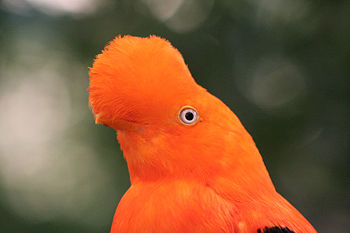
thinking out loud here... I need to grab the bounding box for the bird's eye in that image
[179,107,198,125]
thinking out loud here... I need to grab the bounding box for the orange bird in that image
[89,35,317,233]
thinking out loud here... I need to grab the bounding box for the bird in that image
[88,35,317,233]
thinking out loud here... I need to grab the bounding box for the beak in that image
[93,111,140,131]
[94,113,102,124]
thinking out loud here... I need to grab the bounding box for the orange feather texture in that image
[89,35,317,233]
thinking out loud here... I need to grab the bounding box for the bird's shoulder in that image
[208,178,317,233]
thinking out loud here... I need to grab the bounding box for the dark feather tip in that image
[257,226,295,233]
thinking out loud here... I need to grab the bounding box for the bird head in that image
[89,35,272,187]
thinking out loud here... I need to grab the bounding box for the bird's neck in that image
[117,129,276,197]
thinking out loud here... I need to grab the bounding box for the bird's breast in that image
[110,180,237,233]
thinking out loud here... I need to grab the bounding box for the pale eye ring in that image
[179,107,198,125]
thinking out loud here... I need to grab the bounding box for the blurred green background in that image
[0,0,349,232]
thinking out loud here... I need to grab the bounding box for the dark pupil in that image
[185,112,194,121]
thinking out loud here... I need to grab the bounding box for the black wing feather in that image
[257,226,295,233]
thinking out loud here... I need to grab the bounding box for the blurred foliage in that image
[0,0,349,232]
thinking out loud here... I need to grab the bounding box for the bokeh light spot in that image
[236,57,307,111]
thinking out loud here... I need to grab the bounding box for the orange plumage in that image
[89,35,317,233]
